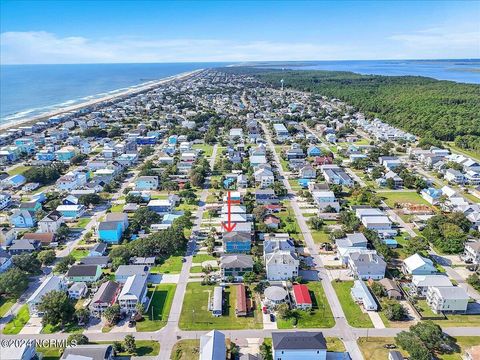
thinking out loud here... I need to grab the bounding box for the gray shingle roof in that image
[272,331,327,350]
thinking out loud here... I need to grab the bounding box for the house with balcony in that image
[118,274,148,314]
[135,176,159,190]
[89,280,121,316]
[27,275,67,316]
[219,254,253,279]
[426,286,469,314]
[223,231,252,253]
[463,241,480,264]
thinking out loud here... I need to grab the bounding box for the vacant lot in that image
[2,304,29,334]
[381,191,430,208]
[151,255,184,274]
[170,339,200,360]
[136,284,176,332]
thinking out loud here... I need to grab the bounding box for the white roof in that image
[404,254,435,272]
[200,330,226,360]
[27,275,63,303]
[147,199,172,206]
[412,275,452,287]
[432,286,469,300]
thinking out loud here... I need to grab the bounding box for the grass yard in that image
[2,304,30,334]
[0,297,15,317]
[192,253,217,264]
[358,336,480,360]
[136,284,176,332]
[170,339,200,360]
[94,340,160,356]
[193,144,214,157]
[41,322,83,334]
[381,191,430,208]
[415,299,446,319]
[277,282,335,329]
[331,280,373,328]
[287,179,302,191]
[326,337,346,352]
[276,204,304,242]
[151,255,184,274]
[311,229,331,244]
[37,347,63,360]
[358,337,407,359]
[7,164,29,176]
[75,217,91,229]
[433,313,480,327]
[70,248,89,260]
[179,283,263,330]
[190,266,204,273]
[109,203,124,212]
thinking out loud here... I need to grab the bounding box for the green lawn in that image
[288,179,302,191]
[179,283,263,330]
[136,284,176,332]
[326,337,346,352]
[277,282,335,329]
[109,203,124,212]
[190,266,204,273]
[41,322,83,334]
[170,339,200,360]
[94,340,160,356]
[75,218,91,229]
[193,144,214,157]
[0,297,15,317]
[311,229,331,244]
[2,304,30,334]
[331,280,373,328]
[192,253,217,264]
[381,191,430,208]
[358,336,480,360]
[37,347,63,360]
[151,255,184,274]
[358,337,407,359]
[7,165,29,176]
[70,248,89,260]
[276,204,304,242]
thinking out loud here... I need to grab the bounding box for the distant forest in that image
[222,67,480,149]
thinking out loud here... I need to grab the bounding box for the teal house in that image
[55,147,76,162]
[307,145,322,157]
[66,264,102,282]
[223,231,252,253]
[98,221,124,244]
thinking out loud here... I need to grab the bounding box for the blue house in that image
[14,138,36,154]
[31,192,47,203]
[3,174,26,188]
[55,147,76,162]
[0,250,13,273]
[10,210,36,228]
[223,177,236,189]
[56,205,86,219]
[36,150,55,161]
[136,136,157,145]
[98,221,124,244]
[168,135,178,146]
[298,178,311,188]
[19,200,42,213]
[307,145,322,157]
[162,213,183,225]
[223,231,251,253]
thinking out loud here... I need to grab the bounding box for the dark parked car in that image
[270,314,275,322]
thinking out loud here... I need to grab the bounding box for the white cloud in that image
[0,31,350,64]
[389,25,480,58]
[1,29,479,64]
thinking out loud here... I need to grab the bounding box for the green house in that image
[66,264,102,282]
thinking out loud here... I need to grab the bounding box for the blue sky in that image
[1,0,479,64]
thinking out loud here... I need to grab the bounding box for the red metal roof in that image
[293,284,312,305]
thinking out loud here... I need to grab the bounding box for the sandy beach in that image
[0,69,203,132]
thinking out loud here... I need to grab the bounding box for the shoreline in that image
[0,69,203,132]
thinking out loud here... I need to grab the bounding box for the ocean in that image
[1,60,479,127]
[0,62,230,125]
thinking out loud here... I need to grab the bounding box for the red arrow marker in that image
[222,191,237,232]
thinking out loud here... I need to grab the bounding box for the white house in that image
[402,254,437,275]
[265,250,299,281]
[347,250,386,280]
[38,211,64,233]
[410,275,452,297]
[351,279,378,311]
[426,286,469,314]
[200,330,226,360]
[117,274,148,314]
[311,190,340,212]
[272,331,327,360]
[27,276,67,316]
[68,282,88,299]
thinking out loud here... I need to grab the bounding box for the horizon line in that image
[2,58,480,66]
